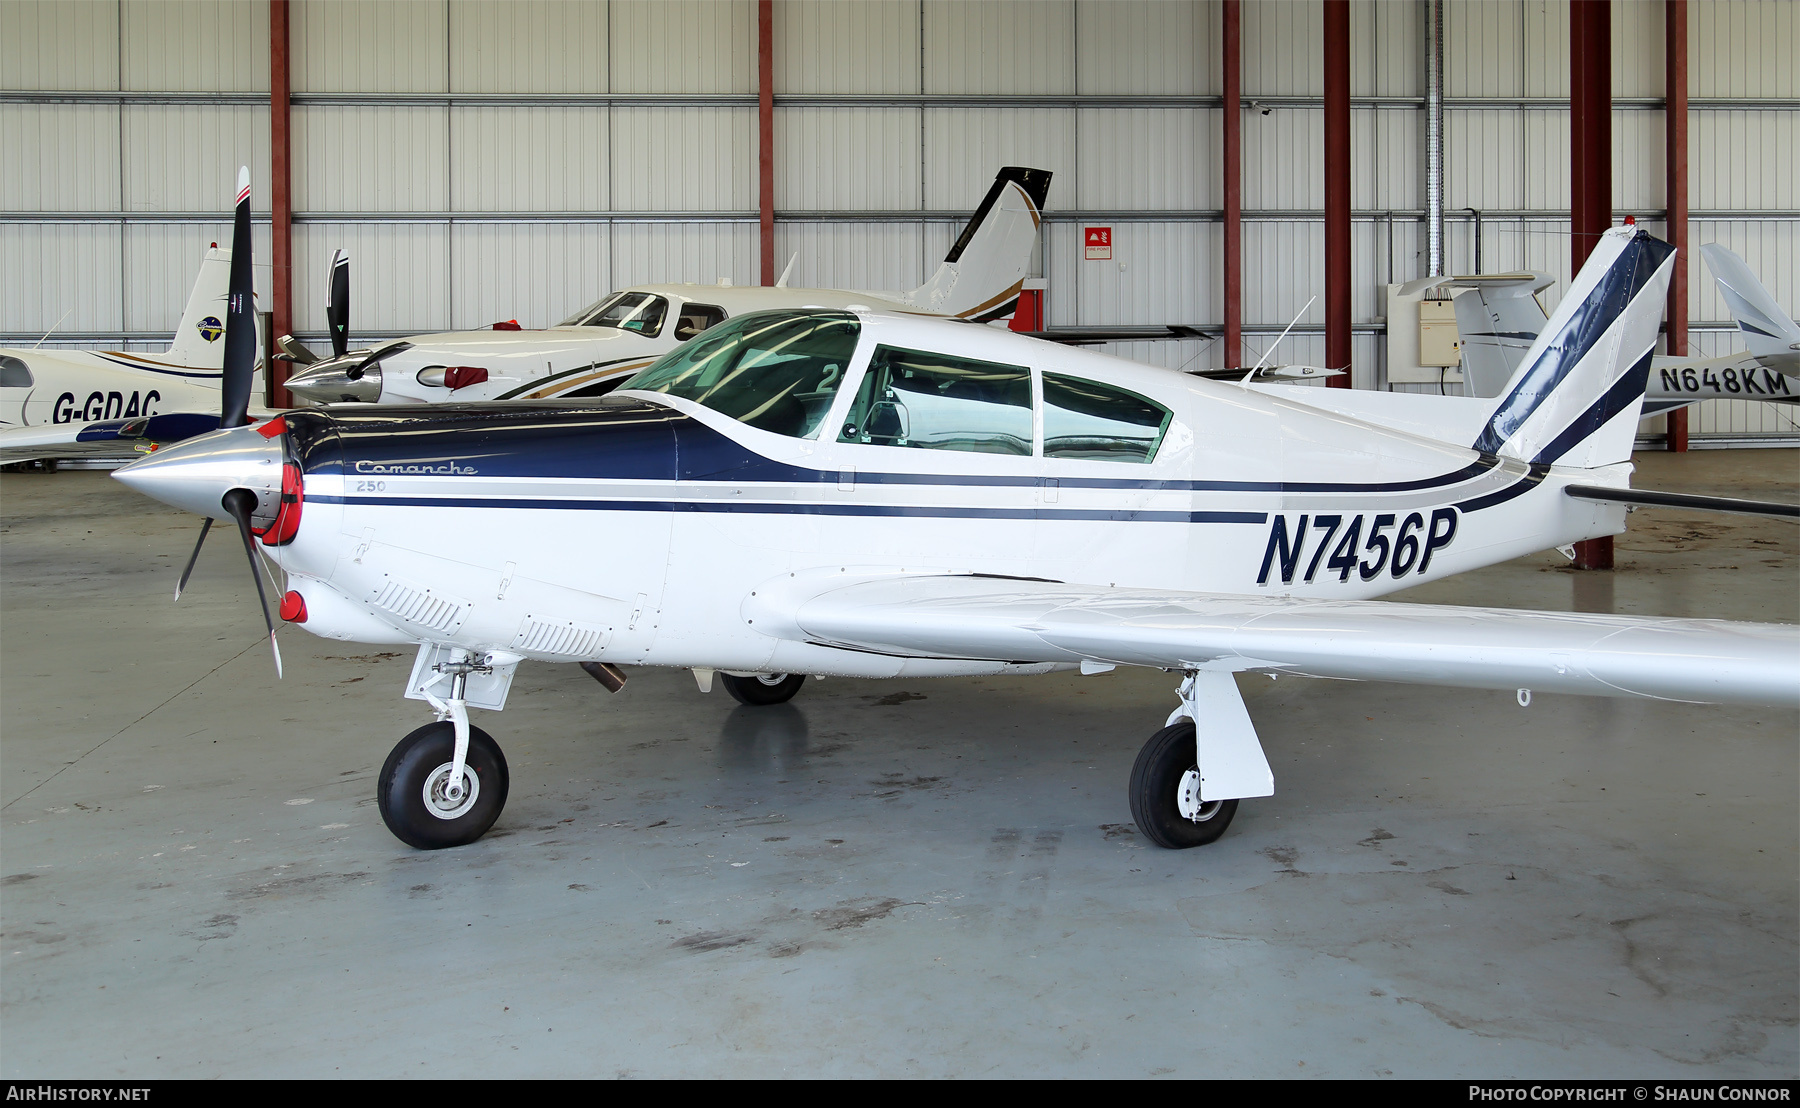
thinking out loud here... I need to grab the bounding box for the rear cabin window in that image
[1042,373,1171,463]
[839,345,1032,456]
[674,303,728,341]
[623,310,858,439]
[0,355,31,388]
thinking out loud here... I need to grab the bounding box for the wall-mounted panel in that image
[1075,0,1216,96]
[772,222,928,296]
[923,109,1074,210]
[1077,109,1218,210]
[0,0,119,91]
[450,223,611,331]
[0,224,124,333]
[775,108,921,211]
[449,0,609,93]
[122,106,271,212]
[610,107,756,211]
[1240,108,1322,211]
[294,223,450,335]
[610,0,755,94]
[292,0,448,94]
[0,105,122,211]
[775,0,919,95]
[608,223,757,289]
[1690,110,1799,212]
[1445,0,1523,98]
[1241,0,1321,97]
[924,1,1075,95]
[122,0,269,93]
[292,106,450,212]
[449,107,609,213]
[1693,0,1799,98]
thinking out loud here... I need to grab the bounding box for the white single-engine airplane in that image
[1,244,265,464]
[115,170,1799,852]
[1413,243,1798,415]
[280,167,1062,407]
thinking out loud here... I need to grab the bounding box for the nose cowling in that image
[285,354,383,404]
[113,423,286,525]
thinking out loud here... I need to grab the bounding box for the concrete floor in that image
[1,450,1795,1079]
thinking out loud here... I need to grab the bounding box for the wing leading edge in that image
[745,572,1798,707]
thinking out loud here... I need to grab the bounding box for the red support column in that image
[1323,0,1351,387]
[1222,0,1242,369]
[1665,0,1689,452]
[757,0,775,286]
[269,0,293,408]
[1570,0,1614,569]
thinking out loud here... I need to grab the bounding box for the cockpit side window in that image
[558,291,668,336]
[622,310,859,439]
[838,345,1032,456]
[674,303,728,342]
[1042,373,1170,463]
[0,355,31,389]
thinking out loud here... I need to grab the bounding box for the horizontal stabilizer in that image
[1564,484,1799,519]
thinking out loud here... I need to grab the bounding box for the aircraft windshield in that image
[622,310,860,439]
[557,291,668,335]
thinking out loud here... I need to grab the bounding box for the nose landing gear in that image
[378,720,510,849]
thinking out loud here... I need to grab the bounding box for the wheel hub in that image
[422,761,480,820]
[755,673,790,686]
[1176,768,1223,823]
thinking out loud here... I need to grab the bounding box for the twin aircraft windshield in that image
[557,291,668,335]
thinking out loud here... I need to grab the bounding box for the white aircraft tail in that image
[1701,243,1800,376]
[1447,274,1553,399]
[164,246,235,371]
[1470,225,1676,468]
[894,167,1051,321]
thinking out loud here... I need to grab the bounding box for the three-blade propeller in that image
[173,166,283,678]
[272,248,350,366]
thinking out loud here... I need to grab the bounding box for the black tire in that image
[1127,719,1240,850]
[377,721,510,850]
[719,672,806,706]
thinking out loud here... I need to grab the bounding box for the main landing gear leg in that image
[1127,671,1275,850]
[378,650,511,850]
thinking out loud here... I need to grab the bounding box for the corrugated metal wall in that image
[3,0,1795,441]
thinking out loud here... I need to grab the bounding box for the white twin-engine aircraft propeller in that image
[115,175,1798,853]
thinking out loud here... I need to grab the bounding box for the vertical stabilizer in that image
[164,246,235,371]
[1701,243,1800,376]
[1471,227,1675,469]
[896,167,1051,320]
[1450,274,1554,399]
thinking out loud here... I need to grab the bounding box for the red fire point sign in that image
[1084,226,1112,260]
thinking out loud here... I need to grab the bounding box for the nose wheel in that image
[1127,719,1240,849]
[378,721,510,849]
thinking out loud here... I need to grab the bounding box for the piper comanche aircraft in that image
[279,167,1059,408]
[1410,242,1798,416]
[0,244,265,464]
[114,170,1799,852]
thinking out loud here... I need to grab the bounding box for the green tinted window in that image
[838,345,1032,456]
[1042,373,1170,463]
[622,310,858,439]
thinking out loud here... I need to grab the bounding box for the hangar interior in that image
[2,0,1796,1081]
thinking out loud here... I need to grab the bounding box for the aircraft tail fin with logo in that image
[1470,226,1676,470]
[163,245,235,371]
[1701,243,1800,376]
[894,166,1051,322]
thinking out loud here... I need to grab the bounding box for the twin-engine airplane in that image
[280,167,1058,408]
[0,245,265,464]
[115,170,1798,853]
[1411,243,1798,415]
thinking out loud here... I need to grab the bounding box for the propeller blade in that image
[173,517,213,602]
[327,249,350,359]
[276,334,320,366]
[221,488,283,679]
[220,167,256,429]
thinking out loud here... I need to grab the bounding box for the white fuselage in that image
[1,348,229,429]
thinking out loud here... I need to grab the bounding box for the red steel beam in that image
[269,0,292,408]
[758,0,775,286]
[1570,0,1614,569]
[1665,0,1689,452]
[1222,0,1241,369]
[1323,0,1351,387]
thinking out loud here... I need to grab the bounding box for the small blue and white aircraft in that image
[0,243,265,464]
[114,170,1799,852]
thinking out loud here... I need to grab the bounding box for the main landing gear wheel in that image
[378,721,510,850]
[720,672,806,706]
[1128,719,1239,850]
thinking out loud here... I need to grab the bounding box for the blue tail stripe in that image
[1528,349,1655,465]
[1472,231,1675,455]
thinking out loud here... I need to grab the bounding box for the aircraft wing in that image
[0,410,270,465]
[1022,325,1213,346]
[745,573,1798,706]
